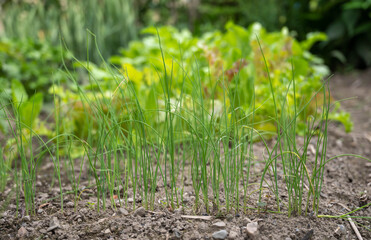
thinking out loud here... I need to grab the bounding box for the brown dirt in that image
[0,69,370,240]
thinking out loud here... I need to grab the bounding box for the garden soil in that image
[1,69,370,240]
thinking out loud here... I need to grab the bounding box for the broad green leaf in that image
[19,92,43,128]
[11,79,28,105]
[301,32,327,50]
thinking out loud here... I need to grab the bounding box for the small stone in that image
[212,230,228,239]
[66,202,74,208]
[226,214,233,221]
[47,217,60,232]
[302,229,314,239]
[334,224,346,236]
[192,231,202,239]
[119,208,129,215]
[242,217,252,226]
[213,221,226,228]
[228,230,239,239]
[37,209,44,214]
[246,222,259,238]
[174,206,183,214]
[173,228,182,238]
[133,207,146,217]
[285,238,292,240]
[127,197,134,203]
[104,228,111,234]
[73,214,82,221]
[338,225,346,234]
[198,222,208,231]
[17,226,28,238]
[26,227,35,232]
[23,215,31,222]
[80,208,89,215]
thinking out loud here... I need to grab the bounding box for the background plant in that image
[134,0,371,70]
[0,0,137,63]
[57,23,351,143]
[0,38,72,133]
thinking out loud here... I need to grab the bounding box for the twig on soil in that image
[146,210,164,215]
[318,201,369,240]
[181,215,212,220]
[335,202,364,240]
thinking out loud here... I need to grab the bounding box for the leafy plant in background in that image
[2,79,51,159]
[287,0,371,69]
[0,38,72,132]
[0,0,137,63]
[50,23,352,153]
[134,0,371,70]
[134,0,288,35]
[45,24,362,217]
[0,38,72,96]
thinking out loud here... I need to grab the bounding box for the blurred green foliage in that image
[51,23,352,144]
[0,38,72,133]
[305,0,371,69]
[136,0,371,70]
[1,0,369,69]
[0,38,72,100]
[0,0,137,63]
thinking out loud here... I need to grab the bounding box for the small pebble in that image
[174,206,183,214]
[213,221,226,228]
[338,225,346,234]
[119,208,129,215]
[133,207,146,217]
[66,202,74,208]
[212,230,228,239]
[17,226,28,238]
[334,224,346,236]
[173,228,182,238]
[246,222,259,238]
[226,214,233,221]
[47,217,60,232]
[228,230,239,239]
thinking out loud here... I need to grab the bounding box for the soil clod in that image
[133,206,146,217]
[119,207,129,215]
[17,226,28,238]
[47,216,60,232]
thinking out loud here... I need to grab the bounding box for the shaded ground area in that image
[0,69,370,239]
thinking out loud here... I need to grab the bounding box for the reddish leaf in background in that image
[225,59,248,82]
